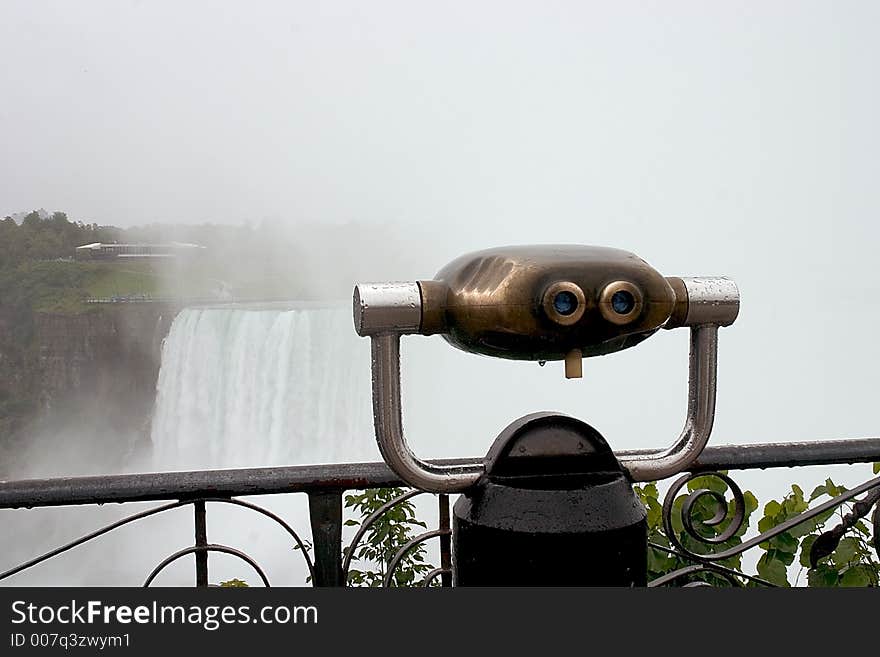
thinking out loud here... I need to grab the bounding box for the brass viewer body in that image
[419,245,677,361]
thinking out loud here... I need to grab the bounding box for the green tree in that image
[343,488,433,587]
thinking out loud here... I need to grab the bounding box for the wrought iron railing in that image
[1,438,878,587]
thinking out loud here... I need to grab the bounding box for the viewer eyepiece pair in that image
[543,280,642,327]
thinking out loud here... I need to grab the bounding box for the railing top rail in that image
[1,438,878,510]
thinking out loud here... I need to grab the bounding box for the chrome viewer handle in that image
[353,282,484,492]
[354,274,739,493]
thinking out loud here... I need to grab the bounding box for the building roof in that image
[75,242,205,250]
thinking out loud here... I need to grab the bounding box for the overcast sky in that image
[2,2,879,497]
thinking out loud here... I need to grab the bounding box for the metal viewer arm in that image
[371,333,483,493]
[618,325,717,481]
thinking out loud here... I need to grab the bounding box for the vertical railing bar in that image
[308,491,344,587]
[194,500,208,587]
[439,494,452,587]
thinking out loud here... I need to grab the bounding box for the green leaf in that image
[775,548,796,566]
[832,536,859,565]
[670,495,686,537]
[647,547,676,575]
[756,553,790,587]
[839,565,872,587]
[687,475,728,495]
[743,490,759,516]
[769,532,799,555]
[824,478,846,497]
[809,485,828,502]
[807,566,839,588]
[800,535,818,568]
[645,500,662,529]
[783,489,808,515]
[873,462,880,475]
[764,500,782,519]
[757,513,779,536]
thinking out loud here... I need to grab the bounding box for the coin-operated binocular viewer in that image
[353,245,739,586]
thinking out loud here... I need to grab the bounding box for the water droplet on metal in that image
[538,360,546,367]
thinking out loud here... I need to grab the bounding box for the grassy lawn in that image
[9,260,215,314]
[82,262,163,299]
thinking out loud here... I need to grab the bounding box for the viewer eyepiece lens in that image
[611,290,635,315]
[553,291,578,316]
[542,282,586,325]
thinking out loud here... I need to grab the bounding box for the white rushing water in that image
[150,305,377,470]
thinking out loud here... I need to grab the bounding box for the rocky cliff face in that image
[33,307,169,410]
[0,305,178,477]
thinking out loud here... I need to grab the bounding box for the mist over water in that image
[151,306,375,470]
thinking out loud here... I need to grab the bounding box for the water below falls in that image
[150,304,378,470]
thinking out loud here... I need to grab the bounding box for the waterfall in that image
[150,304,377,470]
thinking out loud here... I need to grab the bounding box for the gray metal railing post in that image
[194,500,208,587]
[439,494,452,587]
[307,491,344,587]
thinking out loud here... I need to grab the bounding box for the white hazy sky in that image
[2,2,879,496]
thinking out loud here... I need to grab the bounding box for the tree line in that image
[0,211,122,269]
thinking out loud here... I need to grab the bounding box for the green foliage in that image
[0,210,121,270]
[637,472,879,587]
[0,211,127,347]
[637,475,760,586]
[218,578,249,587]
[343,488,434,587]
